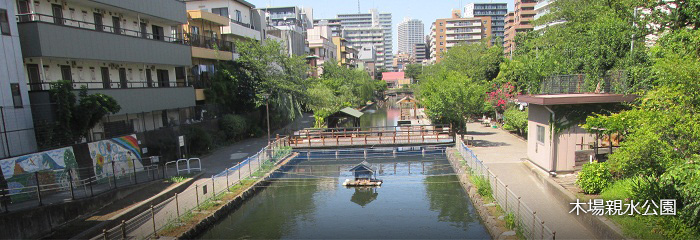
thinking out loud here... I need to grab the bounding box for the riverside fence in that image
[454,139,556,239]
[93,137,291,240]
[1,156,162,213]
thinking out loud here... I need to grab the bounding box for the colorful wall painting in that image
[0,147,77,195]
[89,135,143,179]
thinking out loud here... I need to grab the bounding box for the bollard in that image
[211,175,215,195]
[102,229,108,240]
[422,149,425,157]
[393,149,396,158]
[132,159,137,184]
[175,193,180,217]
[151,205,157,237]
[364,150,367,159]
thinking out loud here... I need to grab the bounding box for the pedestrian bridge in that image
[288,125,455,148]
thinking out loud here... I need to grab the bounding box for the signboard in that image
[178,136,185,147]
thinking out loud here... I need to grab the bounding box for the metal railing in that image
[0,156,163,213]
[289,125,454,147]
[93,137,291,240]
[185,33,235,52]
[454,139,555,239]
[16,13,186,43]
[27,80,181,92]
[539,71,632,94]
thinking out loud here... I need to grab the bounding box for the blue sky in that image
[248,0,514,52]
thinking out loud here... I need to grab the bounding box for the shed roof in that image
[396,96,417,104]
[333,107,364,118]
[517,94,637,106]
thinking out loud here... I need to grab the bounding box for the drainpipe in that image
[544,106,557,175]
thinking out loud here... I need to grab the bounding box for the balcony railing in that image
[27,80,181,92]
[16,13,185,43]
[185,33,235,52]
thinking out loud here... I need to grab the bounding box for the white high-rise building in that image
[534,0,565,31]
[397,18,424,56]
[336,9,393,71]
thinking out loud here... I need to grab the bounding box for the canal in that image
[198,103,489,239]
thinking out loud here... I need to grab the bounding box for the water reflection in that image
[349,187,379,207]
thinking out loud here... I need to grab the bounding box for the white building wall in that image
[0,0,38,158]
[397,18,424,56]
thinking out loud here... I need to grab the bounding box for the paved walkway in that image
[465,122,596,239]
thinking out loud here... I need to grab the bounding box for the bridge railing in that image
[453,138,555,239]
[289,125,454,147]
[93,137,291,240]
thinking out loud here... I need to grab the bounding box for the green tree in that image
[404,64,423,82]
[47,80,120,146]
[440,40,504,82]
[416,69,486,132]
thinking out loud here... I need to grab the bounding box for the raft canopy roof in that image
[349,161,374,173]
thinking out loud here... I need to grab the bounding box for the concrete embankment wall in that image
[0,182,155,239]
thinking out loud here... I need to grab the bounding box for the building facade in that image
[184,0,264,42]
[17,0,195,143]
[392,53,415,71]
[397,17,424,56]
[429,10,492,63]
[259,6,313,56]
[534,0,565,31]
[0,0,37,158]
[504,0,536,55]
[336,9,393,71]
[464,3,508,44]
[332,36,358,68]
[307,24,337,76]
[413,43,427,62]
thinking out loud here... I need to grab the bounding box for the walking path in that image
[465,122,596,239]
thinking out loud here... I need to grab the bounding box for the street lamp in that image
[261,93,271,145]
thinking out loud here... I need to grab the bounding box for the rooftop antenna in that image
[358,0,361,14]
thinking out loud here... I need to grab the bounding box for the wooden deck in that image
[289,125,454,148]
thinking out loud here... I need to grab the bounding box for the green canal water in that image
[198,103,489,239]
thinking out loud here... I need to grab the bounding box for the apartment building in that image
[464,3,508,44]
[184,0,264,42]
[314,18,342,37]
[534,0,565,31]
[183,9,236,102]
[429,10,492,63]
[332,36,358,68]
[259,6,313,56]
[16,0,194,142]
[397,17,424,57]
[504,0,536,54]
[413,43,427,62]
[0,0,37,158]
[392,53,415,71]
[336,9,393,71]
[307,24,337,76]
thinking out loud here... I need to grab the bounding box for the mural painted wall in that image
[0,147,78,195]
[89,135,143,179]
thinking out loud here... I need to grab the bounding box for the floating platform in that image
[343,179,383,186]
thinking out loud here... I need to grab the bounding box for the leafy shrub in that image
[470,175,493,199]
[220,114,248,140]
[184,126,213,156]
[504,212,516,230]
[600,177,634,200]
[576,161,613,194]
[503,107,528,136]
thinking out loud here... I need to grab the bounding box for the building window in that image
[212,7,228,18]
[536,125,545,143]
[235,10,242,22]
[11,83,23,108]
[0,9,10,35]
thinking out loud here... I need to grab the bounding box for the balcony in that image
[28,85,196,115]
[17,14,191,66]
[188,10,229,26]
[90,0,186,23]
[223,21,261,40]
[186,34,235,61]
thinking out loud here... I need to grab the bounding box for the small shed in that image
[349,161,374,180]
[327,107,364,128]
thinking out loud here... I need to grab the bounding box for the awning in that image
[337,107,364,118]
